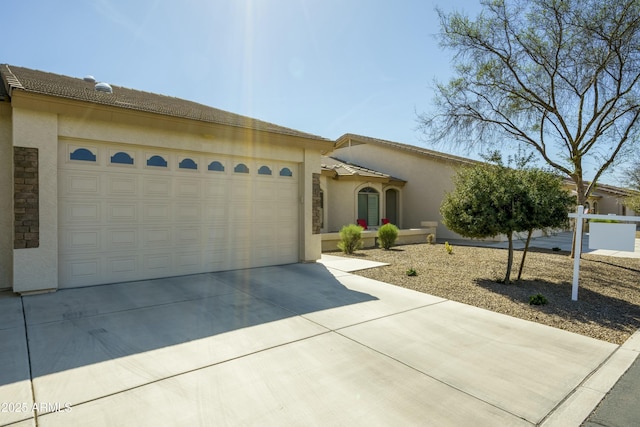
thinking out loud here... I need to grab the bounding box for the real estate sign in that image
[589,222,637,252]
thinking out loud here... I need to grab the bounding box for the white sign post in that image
[568,206,640,301]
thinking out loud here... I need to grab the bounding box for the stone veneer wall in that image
[14,147,39,249]
[312,173,321,234]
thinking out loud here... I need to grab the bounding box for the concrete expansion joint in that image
[540,328,640,427]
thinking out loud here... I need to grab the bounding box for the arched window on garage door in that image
[358,187,379,227]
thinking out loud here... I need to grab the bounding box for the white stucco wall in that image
[333,144,465,239]
[12,108,59,293]
[0,106,12,289]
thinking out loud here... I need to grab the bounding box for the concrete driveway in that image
[0,261,630,426]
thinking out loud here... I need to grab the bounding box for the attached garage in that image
[57,141,300,288]
[0,64,331,294]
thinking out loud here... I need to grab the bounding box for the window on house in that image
[358,187,379,227]
[208,161,224,172]
[147,155,168,167]
[279,167,293,177]
[111,152,134,165]
[258,165,272,175]
[70,148,96,162]
[234,163,249,173]
[593,201,598,214]
[179,158,198,170]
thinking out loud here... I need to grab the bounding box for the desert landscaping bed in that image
[337,243,640,345]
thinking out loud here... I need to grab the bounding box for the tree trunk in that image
[571,177,588,259]
[517,229,533,281]
[504,232,513,284]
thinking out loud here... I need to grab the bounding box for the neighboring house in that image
[326,134,638,241]
[0,65,332,294]
[330,133,477,240]
[564,180,639,216]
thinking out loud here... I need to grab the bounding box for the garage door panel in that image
[63,201,102,224]
[59,142,300,288]
[175,204,200,221]
[143,177,172,198]
[142,227,173,247]
[59,256,102,287]
[175,227,201,246]
[107,175,139,197]
[203,204,226,222]
[62,229,101,252]
[107,229,138,249]
[107,203,138,222]
[106,255,139,279]
[144,253,173,275]
[175,179,201,198]
[143,204,171,222]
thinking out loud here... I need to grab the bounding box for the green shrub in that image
[406,268,417,276]
[377,223,399,250]
[529,293,548,305]
[426,234,435,244]
[337,224,364,254]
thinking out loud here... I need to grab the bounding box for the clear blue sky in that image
[2,0,626,185]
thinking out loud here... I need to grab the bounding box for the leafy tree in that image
[624,193,640,214]
[441,163,573,283]
[515,168,574,280]
[421,0,640,238]
[624,159,640,190]
[441,164,528,283]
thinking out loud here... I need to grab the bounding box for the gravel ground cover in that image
[337,243,640,345]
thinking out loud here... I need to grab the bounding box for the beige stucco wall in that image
[322,177,389,233]
[5,92,329,292]
[12,107,59,293]
[333,144,464,239]
[0,105,12,289]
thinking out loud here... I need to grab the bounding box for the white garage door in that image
[58,141,299,288]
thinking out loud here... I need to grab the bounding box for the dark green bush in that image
[337,224,364,254]
[529,293,548,305]
[377,223,399,250]
[406,268,417,276]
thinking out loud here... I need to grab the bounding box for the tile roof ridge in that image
[1,64,25,95]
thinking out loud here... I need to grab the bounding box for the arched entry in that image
[385,188,399,225]
[358,187,379,227]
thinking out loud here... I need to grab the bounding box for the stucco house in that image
[327,133,477,240]
[0,65,332,294]
[323,133,638,244]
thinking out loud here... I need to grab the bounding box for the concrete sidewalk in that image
[0,259,636,426]
[451,230,640,258]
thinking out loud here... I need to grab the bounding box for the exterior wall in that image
[12,108,58,293]
[0,105,12,289]
[333,144,464,239]
[302,150,322,262]
[5,93,328,292]
[591,195,625,216]
[323,178,387,233]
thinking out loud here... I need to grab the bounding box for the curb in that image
[541,330,640,426]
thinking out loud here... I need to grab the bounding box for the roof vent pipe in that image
[95,82,113,93]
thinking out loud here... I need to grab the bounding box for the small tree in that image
[515,169,574,280]
[441,163,573,283]
[377,223,399,250]
[625,193,640,214]
[441,163,527,283]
